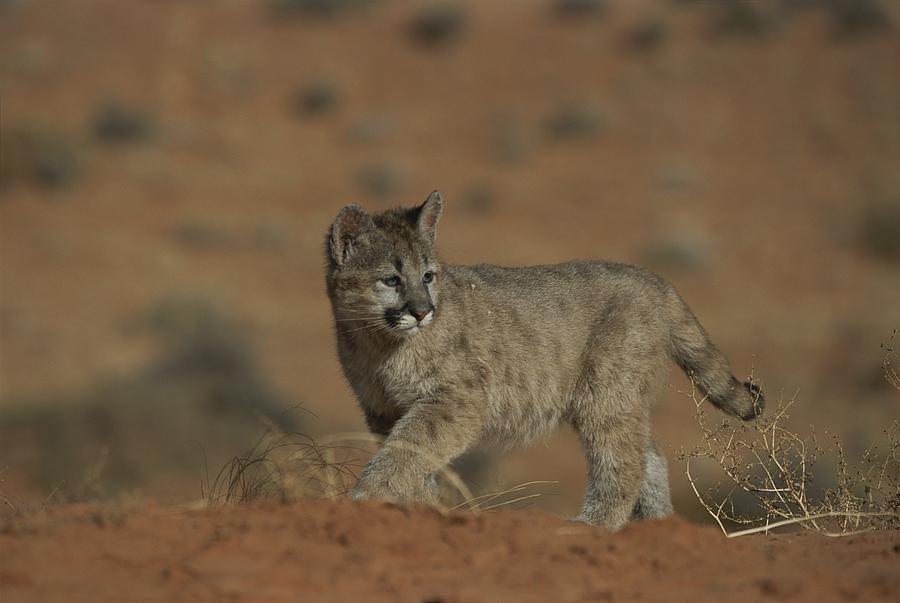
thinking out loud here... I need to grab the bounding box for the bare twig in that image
[679,366,900,538]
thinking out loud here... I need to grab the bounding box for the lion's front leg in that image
[351,400,480,506]
[362,406,400,438]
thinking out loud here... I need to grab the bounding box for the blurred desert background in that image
[1,0,898,523]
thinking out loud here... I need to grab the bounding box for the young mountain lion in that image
[325,191,763,529]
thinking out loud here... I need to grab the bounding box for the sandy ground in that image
[1,500,898,603]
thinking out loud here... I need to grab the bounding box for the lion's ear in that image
[329,204,374,265]
[415,190,443,244]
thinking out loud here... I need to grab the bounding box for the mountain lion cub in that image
[326,191,763,529]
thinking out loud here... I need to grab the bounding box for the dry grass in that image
[202,420,359,505]
[451,480,559,512]
[680,341,900,537]
[204,422,554,513]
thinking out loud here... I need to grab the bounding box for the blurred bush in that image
[356,162,405,201]
[552,0,608,20]
[409,3,466,49]
[830,0,892,36]
[625,17,668,54]
[708,1,778,38]
[543,101,607,141]
[291,81,340,118]
[0,124,81,191]
[0,299,302,501]
[859,201,900,263]
[491,114,529,164]
[92,101,154,144]
[172,221,235,251]
[267,0,377,20]
[348,114,395,145]
[642,225,714,274]
[172,221,289,253]
[461,185,495,215]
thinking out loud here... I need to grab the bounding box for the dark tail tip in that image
[738,380,765,420]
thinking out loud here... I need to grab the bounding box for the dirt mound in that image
[2,501,898,602]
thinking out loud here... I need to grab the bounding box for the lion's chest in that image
[342,338,442,415]
[377,347,442,408]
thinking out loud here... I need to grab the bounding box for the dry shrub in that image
[681,347,900,537]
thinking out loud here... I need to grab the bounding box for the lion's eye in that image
[382,275,401,287]
[422,272,435,284]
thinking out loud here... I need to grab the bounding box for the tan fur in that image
[325,192,764,529]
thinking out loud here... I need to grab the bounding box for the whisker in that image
[341,319,391,335]
[343,325,384,336]
[333,316,385,322]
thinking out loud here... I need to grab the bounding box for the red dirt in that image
[2,501,898,603]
